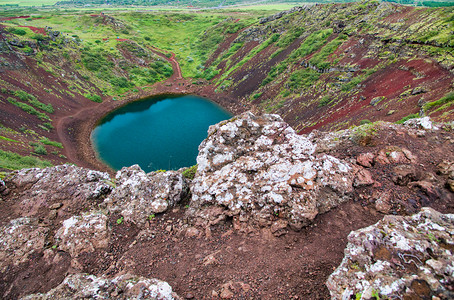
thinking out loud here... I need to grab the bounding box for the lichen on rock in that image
[21,273,181,300]
[4,165,112,218]
[0,217,49,272]
[55,211,110,257]
[104,165,188,227]
[326,207,454,300]
[188,112,357,232]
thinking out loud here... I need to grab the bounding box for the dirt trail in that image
[148,46,183,79]
[55,49,244,174]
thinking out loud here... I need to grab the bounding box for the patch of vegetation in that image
[0,136,20,143]
[308,34,346,70]
[341,67,378,92]
[423,92,454,112]
[83,93,103,103]
[0,149,52,170]
[182,164,197,180]
[287,69,320,92]
[14,90,54,113]
[318,95,331,107]
[7,27,27,36]
[350,121,382,146]
[7,97,50,121]
[262,29,333,86]
[218,33,279,83]
[396,113,420,124]
[39,137,63,148]
[276,27,305,48]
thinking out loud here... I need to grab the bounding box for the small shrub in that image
[7,27,27,36]
[359,119,372,125]
[84,93,103,103]
[116,217,124,225]
[182,165,197,180]
[253,92,263,99]
[350,122,381,146]
[318,96,331,107]
[33,144,47,155]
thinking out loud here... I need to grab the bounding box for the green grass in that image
[7,97,50,121]
[308,34,346,70]
[217,33,279,83]
[423,92,454,111]
[14,90,54,113]
[0,0,59,6]
[396,113,420,124]
[287,69,320,92]
[39,137,63,148]
[0,149,52,170]
[117,12,228,77]
[0,136,20,143]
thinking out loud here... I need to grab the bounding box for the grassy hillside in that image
[0,1,453,170]
[204,1,454,132]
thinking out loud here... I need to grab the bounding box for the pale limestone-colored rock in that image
[0,217,49,272]
[189,112,355,231]
[55,211,109,257]
[21,273,181,300]
[104,165,188,227]
[5,165,112,218]
[404,116,438,130]
[327,208,454,300]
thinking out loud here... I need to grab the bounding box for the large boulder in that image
[21,273,181,300]
[0,217,49,272]
[327,208,454,300]
[55,211,110,258]
[188,112,356,231]
[104,165,188,227]
[4,165,113,218]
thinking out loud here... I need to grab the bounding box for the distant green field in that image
[228,3,302,10]
[1,0,59,6]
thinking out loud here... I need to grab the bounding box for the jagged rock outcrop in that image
[55,211,109,258]
[4,165,112,219]
[327,208,454,300]
[188,112,362,232]
[21,273,181,300]
[0,217,49,272]
[104,165,188,227]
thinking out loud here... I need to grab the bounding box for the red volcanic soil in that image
[18,25,46,35]
[1,121,454,299]
[0,16,30,21]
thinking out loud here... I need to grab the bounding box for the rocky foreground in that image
[0,113,453,299]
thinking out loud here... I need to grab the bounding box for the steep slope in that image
[206,1,454,132]
[0,2,453,173]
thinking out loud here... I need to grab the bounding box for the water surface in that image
[92,95,232,172]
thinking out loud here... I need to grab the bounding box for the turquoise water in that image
[91,95,232,172]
